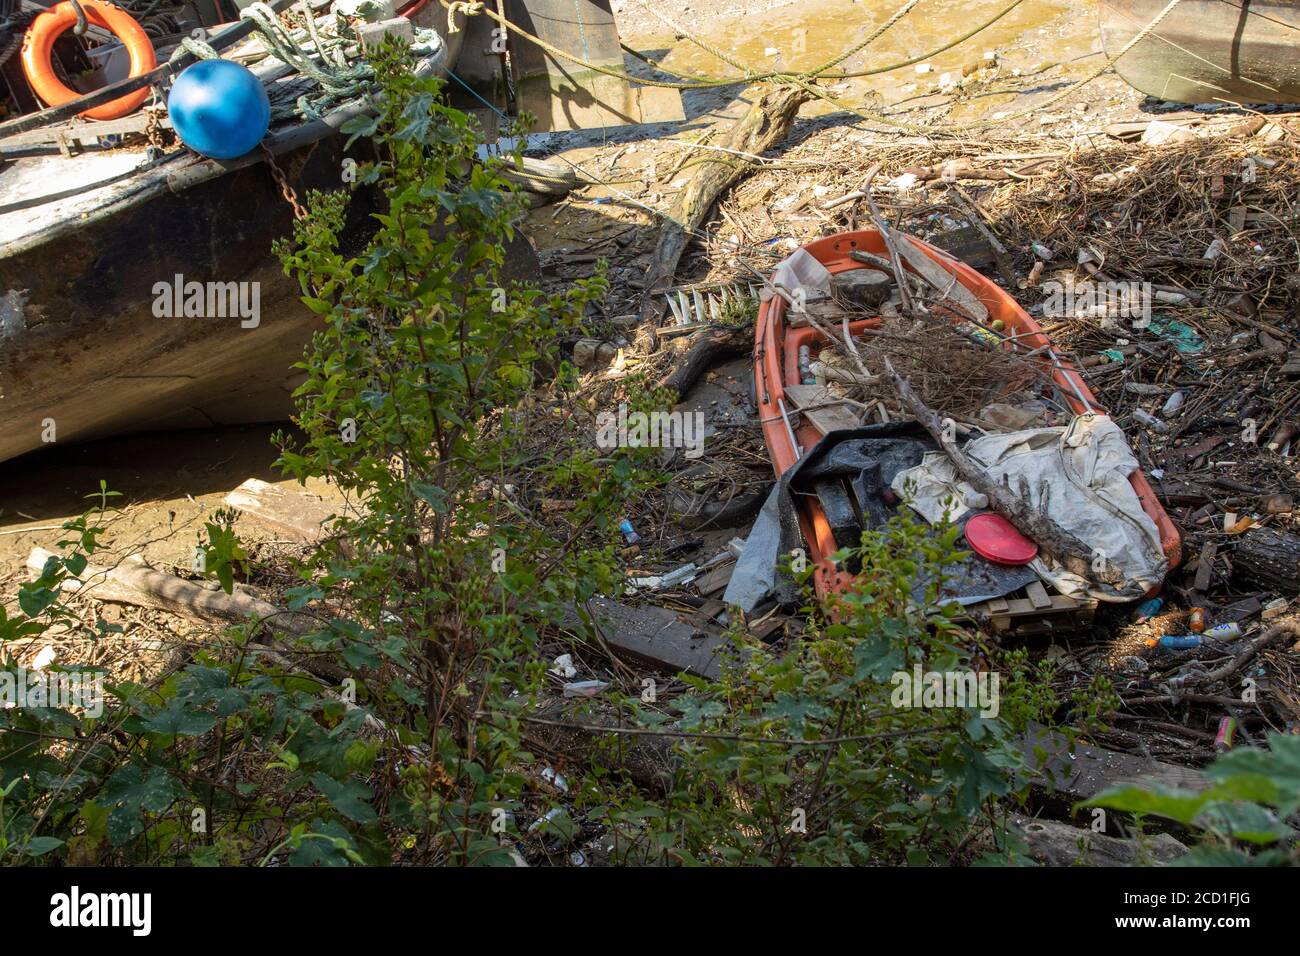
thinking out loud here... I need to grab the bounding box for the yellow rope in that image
[434,0,1186,136]
[804,0,921,77]
[627,0,757,78]
[445,1,483,34]
[434,0,937,90]
[704,0,1188,136]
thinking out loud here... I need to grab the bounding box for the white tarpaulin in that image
[891,414,1167,601]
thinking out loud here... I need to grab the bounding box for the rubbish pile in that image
[519,108,1300,772]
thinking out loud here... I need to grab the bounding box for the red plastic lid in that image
[965,513,1038,565]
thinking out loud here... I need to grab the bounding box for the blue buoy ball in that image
[168,60,271,160]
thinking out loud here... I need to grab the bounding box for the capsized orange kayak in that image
[754,229,1182,599]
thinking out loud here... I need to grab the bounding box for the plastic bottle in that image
[1214,715,1237,751]
[1154,635,1203,650]
[1205,621,1242,641]
[618,519,640,545]
[798,345,815,384]
[1134,597,1163,621]
[1133,409,1169,433]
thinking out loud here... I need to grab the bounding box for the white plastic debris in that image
[549,654,578,679]
[629,562,698,592]
[563,680,610,698]
[771,247,832,302]
[1139,120,1196,146]
[541,767,569,793]
[894,416,1168,600]
[527,807,565,833]
[888,172,920,193]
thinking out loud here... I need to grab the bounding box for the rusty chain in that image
[260,144,308,221]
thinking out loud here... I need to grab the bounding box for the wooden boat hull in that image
[754,229,1182,598]
[0,133,378,465]
[0,136,540,464]
[1100,0,1300,104]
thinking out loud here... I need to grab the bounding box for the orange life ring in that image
[21,1,157,121]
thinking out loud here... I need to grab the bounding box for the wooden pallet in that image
[782,382,863,436]
[970,580,1097,636]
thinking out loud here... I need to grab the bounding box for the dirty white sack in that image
[891,414,1167,601]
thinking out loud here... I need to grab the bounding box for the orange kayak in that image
[754,229,1182,599]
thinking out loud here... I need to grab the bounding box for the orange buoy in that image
[21,1,157,121]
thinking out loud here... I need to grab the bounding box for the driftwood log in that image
[880,358,1125,586]
[28,547,317,636]
[27,546,355,689]
[640,84,812,329]
[1009,817,1187,866]
[658,323,752,398]
[1232,528,1300,595]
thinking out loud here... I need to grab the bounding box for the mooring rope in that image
[437,0,1189,135]
[169,1,444,120]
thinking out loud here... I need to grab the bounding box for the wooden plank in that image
[783,383,862,435]
[688,598,727,627]
[749,614,788,642]
[693,560,736,597]
[896,234,990,322]
[971,592,1094,636]
[1025,580,1052,609]
[928,225,999,271]
[578,597,724,679]
[1193,541,1218,592]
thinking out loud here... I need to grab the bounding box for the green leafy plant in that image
[0,41,654,867]
[266,40,655,863]
[580,511,1058,865]
[1084,732,1300,865]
